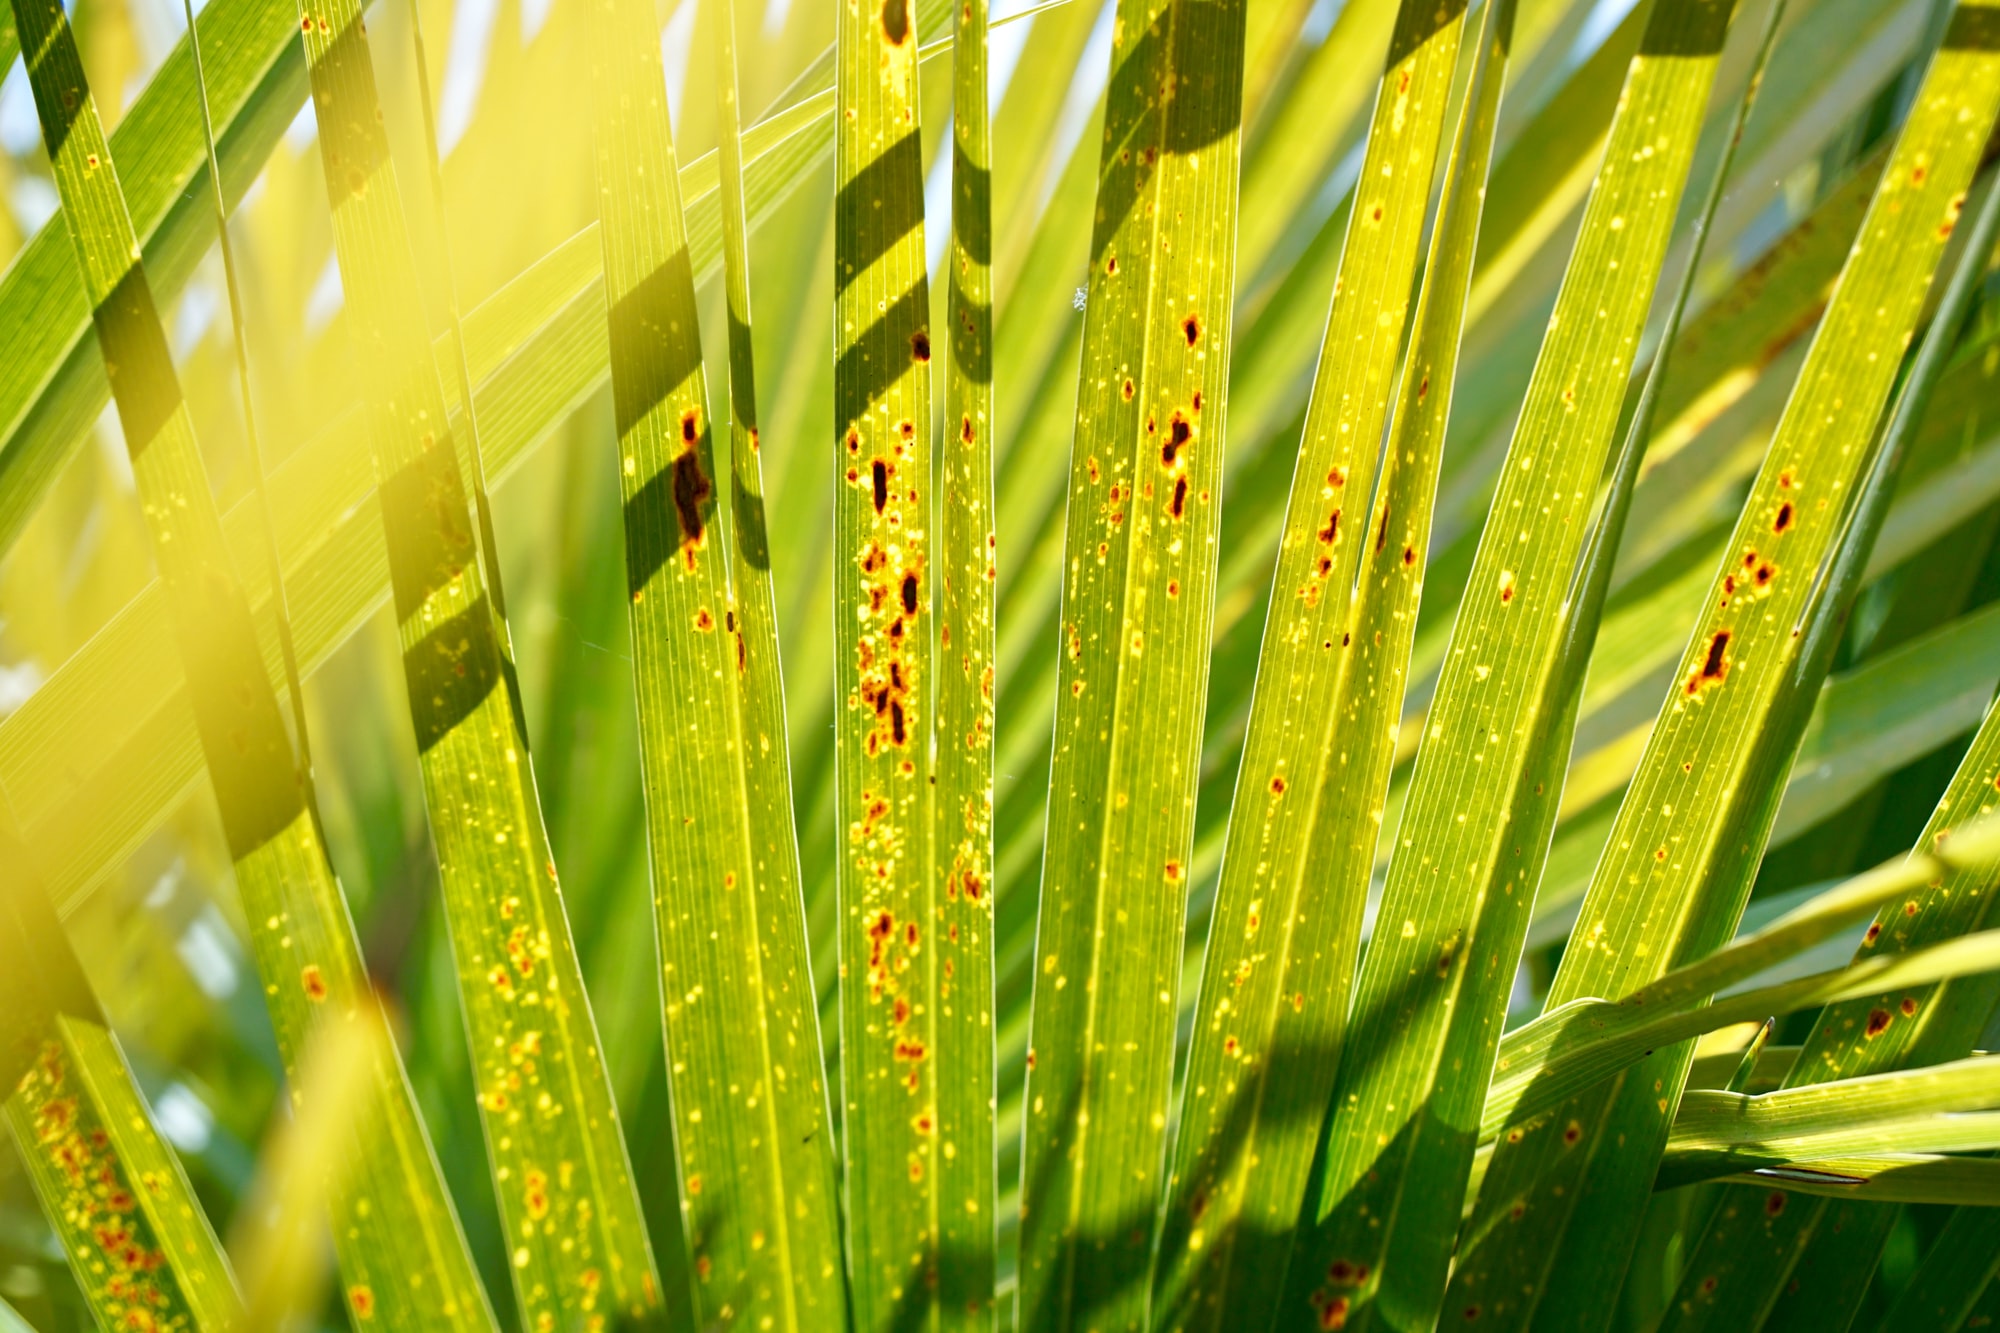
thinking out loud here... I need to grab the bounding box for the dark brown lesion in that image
[1684,628,1731,696]
[671,440,712,573]
[881,0,910,44]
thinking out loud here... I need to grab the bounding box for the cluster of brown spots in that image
[17,1043,174,1318]
[1866,1008,1892,1037]
[1743,548,1778,590]
[866,909,899,999]
[302,964,328,1003]
[852,525,922,757]
[505,925,539,979]
[911,329,931,362]
[1686,630,1731,696]
[1313,1294,1351,1330]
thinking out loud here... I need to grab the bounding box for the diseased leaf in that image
[583,0,847,1320]
[1278,0,1749,1323]
[1452,7,2000,1317]
[290,0,661,1321]
[1010,0,1248,1323]
[1658,162,2000,1333]
[831,0,956,1316]
[934,0,1000,1316]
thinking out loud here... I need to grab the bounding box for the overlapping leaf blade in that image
[1152,0,1509,1323]
[5,0,495,1323]
[1452,8,2000,1323]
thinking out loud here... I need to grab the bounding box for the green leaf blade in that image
[1012,0,1248,1324]
[1280,0,1749,1323]
[936,0,1000,1318]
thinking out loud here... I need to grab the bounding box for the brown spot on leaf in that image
[1866,1009,1891,1037]
[1182,314,1201,347]
[1687,630,1730,695]
[674,448,712,570]
[1163,413,1193,467]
